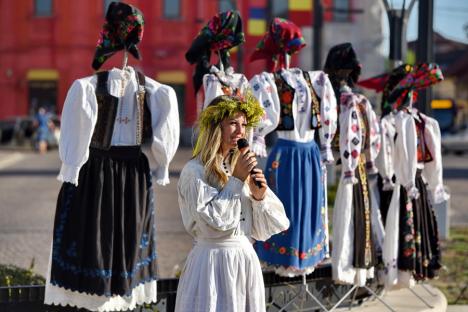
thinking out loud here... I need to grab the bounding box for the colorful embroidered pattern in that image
[303,71,322,129]
[274,72,295,130]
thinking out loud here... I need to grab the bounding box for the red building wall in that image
[0,0,340,126]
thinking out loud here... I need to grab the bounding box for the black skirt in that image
[50,146,157,297]
[398,169,441,280]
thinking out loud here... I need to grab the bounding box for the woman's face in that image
[220,112,247,152]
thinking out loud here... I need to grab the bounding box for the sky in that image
[381,0,468,54]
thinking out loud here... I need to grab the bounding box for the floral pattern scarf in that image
[92,2,144,70]
[250,18,306,72]
[185,10,245,94]
[388,63,444,110]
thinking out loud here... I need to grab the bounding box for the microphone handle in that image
[246,149,263,188]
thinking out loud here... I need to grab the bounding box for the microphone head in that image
[237,138,249,150]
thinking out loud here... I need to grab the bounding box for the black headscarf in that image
[92,1,144,70]
[185,10,245,94]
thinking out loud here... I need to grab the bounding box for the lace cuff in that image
[431,184,450,204]
[57,163,81,186]
[251,135,267,157]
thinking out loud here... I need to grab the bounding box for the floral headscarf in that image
[250,18,306,72]
[358,64,414,116]
[92,2,144,70]
[185,10,245,94]
[388,63,444,110]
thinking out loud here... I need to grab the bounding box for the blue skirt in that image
[255,139,327,274]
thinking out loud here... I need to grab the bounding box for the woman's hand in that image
[232,149,257,182]
[249,168,267,201]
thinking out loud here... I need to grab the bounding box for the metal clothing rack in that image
[272,274,330,312]
[328,283,396,312]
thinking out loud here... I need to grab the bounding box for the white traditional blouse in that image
[178,158,290,242]
[375,113,397,190]
[338,89,381,184]
[382,108,449,288]
[248,68,337,162]
[57,66,180,186]
[203,66,251,110]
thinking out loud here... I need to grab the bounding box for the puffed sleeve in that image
[313,71,337,164]
[376,115,396,190]
[57,79,98,186]
[394,111,419,199]
[250,188,290,241]
[249,73,281,157]
[177,160,244,237]
[364,98,381,174]
[422,115,450,204]
[203,73,223,109]
[339,94,362,184]
[147,83,180,185]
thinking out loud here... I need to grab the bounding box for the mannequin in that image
[324,43,381,287]
[382,63,448,289]
[44,2,180,311]
[249,18,337,278]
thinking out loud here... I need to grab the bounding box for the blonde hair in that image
[193,94,263,188]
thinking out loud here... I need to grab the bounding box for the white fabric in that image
[44,245,156,311]
[57,66,180,186]
[332,88,380,286]
[203,66,251,109]
[175,158,289,312]
[382,109,449,289]
[248,68,338,160]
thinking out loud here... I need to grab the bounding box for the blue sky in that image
[402,0,468,43]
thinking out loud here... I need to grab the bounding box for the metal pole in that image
[417,0,434,115]
[313,0,323,70]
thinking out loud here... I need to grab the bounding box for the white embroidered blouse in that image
[248,68,338,162]
[57,66,180,186]
[337,88,381,184]
[203,66,251,110]
[178,158,290,242]
[384,109,449,203]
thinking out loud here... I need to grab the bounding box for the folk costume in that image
[185,10,249,111]
[44,3,180,311]
[382,63,448,289]
[357,64,414,257]
[249,18,337,277]
[325,43,381,286]
[174,94,289,312]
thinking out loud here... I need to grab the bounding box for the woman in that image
[175,94,289,312]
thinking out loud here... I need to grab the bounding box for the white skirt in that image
[175,236,266,312]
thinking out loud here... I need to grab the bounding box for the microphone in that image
[237,138,263,188]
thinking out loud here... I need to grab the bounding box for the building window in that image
[219,0,236,12]
[103,0,119,15]
[333,0,350,23]
[34,0,53,17]
[164,0,180,19]
[271,0,288,19]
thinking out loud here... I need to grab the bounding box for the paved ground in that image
[0,146,466,293]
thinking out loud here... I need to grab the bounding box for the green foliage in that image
[430,226,468,304]
[0,259,45,287]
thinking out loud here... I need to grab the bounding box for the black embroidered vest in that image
[273,71,322,131]
[414,113,433,163]
[274,72,296,131]
[90,70,152,150]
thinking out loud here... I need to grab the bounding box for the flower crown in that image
[198,92,264,130]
